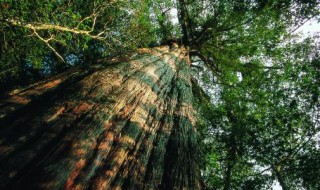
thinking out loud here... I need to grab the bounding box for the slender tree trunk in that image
[177,0,192,45]
[274,166,289,190]
[223,136,236,190]
[223,109,237,190]
[0,45,200,189]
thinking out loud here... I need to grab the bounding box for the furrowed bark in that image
[0,45,200,189]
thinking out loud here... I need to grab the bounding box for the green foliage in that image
[188,2,320,188]
[195,36,320,189]
[0,0,158,91]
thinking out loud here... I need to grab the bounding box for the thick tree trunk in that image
[0,45,200,189]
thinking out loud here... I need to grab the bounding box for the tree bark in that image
[0,45,200,189]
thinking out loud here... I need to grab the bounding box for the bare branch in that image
[32,30,65,62]
[76,14,95,29]
[7,19,106,40]
[289,14,319,35]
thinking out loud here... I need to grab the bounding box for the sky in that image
[295,19,320,38]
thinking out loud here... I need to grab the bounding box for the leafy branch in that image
[3,4,111,62]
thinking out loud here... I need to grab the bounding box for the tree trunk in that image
[274,166,289,190]
[0,45,200,189]
[223,109,237,190]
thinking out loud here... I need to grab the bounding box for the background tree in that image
[195,31,320,190]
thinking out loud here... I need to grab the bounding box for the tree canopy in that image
[1,0,320,189]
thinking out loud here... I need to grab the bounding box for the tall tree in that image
[0,0,319,189]
[0,45,200,189]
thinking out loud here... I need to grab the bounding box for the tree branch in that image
[7,19,106,40]
[32,30,65,62]
[189,51,219,71]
